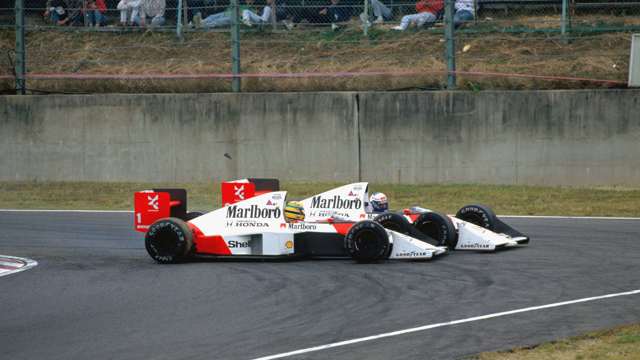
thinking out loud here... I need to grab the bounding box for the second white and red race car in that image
[298,182,530,251]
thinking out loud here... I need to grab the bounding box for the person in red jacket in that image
[85,0,108,26]
[392,0,443,31]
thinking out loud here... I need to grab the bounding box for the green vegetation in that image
[1,181,639,216]
[475,323,640,360]
[1,14,635,93]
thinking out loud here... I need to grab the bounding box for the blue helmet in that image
[369,192,388,213]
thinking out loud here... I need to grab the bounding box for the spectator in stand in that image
[44,0,69,25]
[85,0,108,27]
[242,0,274,26]
[392,0,442,31]
[360,0,392,26]
[197,0,256,28]
[117,0,141,25]
[453,0,474,28]
[44,0,83,25]
[65,0,84,25]
[139,0,166,26]
[118,0,165,27]
[288,0,352,30]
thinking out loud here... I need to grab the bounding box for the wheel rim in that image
[353,229,382,260]
[150,227,182,257]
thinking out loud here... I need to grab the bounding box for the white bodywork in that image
[450,218,523,250]
[301,183,526,251]
[387,231,448,259]
[189,190,445,259]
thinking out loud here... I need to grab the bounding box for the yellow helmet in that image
[284,201,305,222]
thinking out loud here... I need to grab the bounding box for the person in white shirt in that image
[453,0,474,28]
[118,0,165,26]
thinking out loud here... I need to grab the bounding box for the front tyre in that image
[455,204,497,230]
[145,217,194,264]
[414,211,458,250]
[344,220,390,263]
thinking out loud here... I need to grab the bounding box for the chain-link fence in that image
[1,0,637,93]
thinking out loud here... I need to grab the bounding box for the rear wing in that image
[134,179,279,232]
[221,178,280,206]
[134,188,188,232]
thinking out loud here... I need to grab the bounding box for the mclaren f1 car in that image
[133,179,447,263]
[298,182,530,251]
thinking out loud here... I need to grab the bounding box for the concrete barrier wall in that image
[1,90,639,186]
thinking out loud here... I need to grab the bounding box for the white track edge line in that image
[0,209,639,220]
[0,255,38,278]
[251,289,640,360]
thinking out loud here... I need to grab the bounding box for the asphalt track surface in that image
[1,211,639,360]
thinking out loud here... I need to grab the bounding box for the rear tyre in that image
[455,204,497,230]
[414,212,458,250]
[344,220,390,263]
[145,217,194,264]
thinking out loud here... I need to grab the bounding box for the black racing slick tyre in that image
[373,212,413,258]
[373,212,413,235]
[184,211,204,221]
[145,217,194,264]
[344,221,390,263]
[413,212,458,250]
[455,204,497,231]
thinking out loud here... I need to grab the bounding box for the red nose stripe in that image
[331,223,354,235]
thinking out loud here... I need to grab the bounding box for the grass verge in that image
[1,181,639,216]
[474,323,640,360]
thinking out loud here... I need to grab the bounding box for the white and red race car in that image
[297,182,530,251]
[134,179,448,263]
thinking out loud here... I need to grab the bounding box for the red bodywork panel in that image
[331,223,354,235]
[221,179,280,206]
[134,191,171,232]
[221,182,256,206]
[189,224,232,255]
[403,209,421,223]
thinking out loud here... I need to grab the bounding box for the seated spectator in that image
[360,0,392,25]
[118,0,165,27]
[242,0,274,26]
[117,0,141,26]
[392,0,442,31]
[139,0,166,27]
[288,0,353,29]
[85,0,108,27]
[198,0,256,28]
[44,0,69,25]
[45,0,83,25]
[453,0,474,28]
[66,0,84,25]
